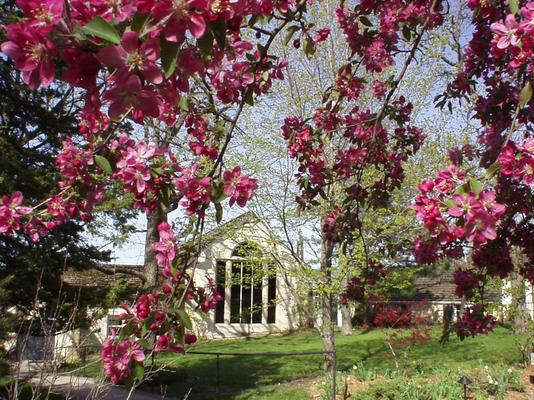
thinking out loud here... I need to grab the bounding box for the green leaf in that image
[211,181,226,203]
[82,16,120,44]
[132,362,144,381]
[131,12,150,33]
[160,38,180,78]
[95,155,112,175]
[519,81,532,107]
[210,20,227,50]
[215,202,223,224]
[486,162,502,179]
[283,25,300,46]
[454,182,470,195]
[509,0,519,14]
[174,329,184,346]
[469,179,483,195]
[139,339,152,350]
[72,25,87,41]
[402,25,411,41]
[197,31,214,59]
[244,89,254,106]
[118,322,136,340]
[359,16,373,27]
[177,310,193,330]
[303,37,316,58]
[141,317,155,337]
[443,198,456,209]
[178,96,189,112]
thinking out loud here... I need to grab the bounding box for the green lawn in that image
[82,326,525,399]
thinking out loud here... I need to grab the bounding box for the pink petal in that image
[497,36,511,49]
[98,46,126,68]
[121,31,139,53]
[490,22,507,35]
[188,14,206,39]
[1,41,22,62]
[40,58,55,87]
[142,65,163,84]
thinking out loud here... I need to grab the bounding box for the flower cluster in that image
[101,336,145,384]
[0,192,32,236]
[414,1,534,340]
[340,260,385,305]
[413,165,506,259]
[454,305,496,340]
[0,0,305,385]
[453,269,480,298]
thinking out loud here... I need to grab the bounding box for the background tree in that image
[0,49,114,337]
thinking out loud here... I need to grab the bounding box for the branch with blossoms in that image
[413,0,534,339]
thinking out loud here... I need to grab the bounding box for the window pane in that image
[230,262,241,323]
[252,267,263,323]
[214,261,226,323]
[267,270,276,324]
[242,263,253,323]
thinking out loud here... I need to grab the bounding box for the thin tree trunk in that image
[511,273,528,334]
[320,237,336,373]
[143,206,168,289]
[340,304,353,336]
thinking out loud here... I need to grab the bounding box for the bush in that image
[371,302,430,328]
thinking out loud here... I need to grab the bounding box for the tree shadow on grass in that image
[141,336,390,400]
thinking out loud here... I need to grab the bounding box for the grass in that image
[81,326,525,399]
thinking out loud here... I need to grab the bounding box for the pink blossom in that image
[223,167,258,207]
[448,193,478,218]
[174,165,211,216]
[103,73,161,122]
[312,28,331,43]
[1,23,55,89]
[0,192,32,235]
[98,31,163,84]
[490,14,519,49]
[464,210,497,244]
[17,0,64,30]
[153,222,178,271]
[151,0,208,42]
[101,337,145,384]
[371,80,387,99]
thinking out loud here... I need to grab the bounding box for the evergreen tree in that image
[0,53,109,336]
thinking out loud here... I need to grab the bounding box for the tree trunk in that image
[143,207,168,289]
[511,273,529,334]
[340,304,353,336]
[320,237,336,373]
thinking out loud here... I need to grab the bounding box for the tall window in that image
[214,242,277,324]
[214,261,226,323]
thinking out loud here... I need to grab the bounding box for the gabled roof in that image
[201,211,264,246]
[397,271,500,303]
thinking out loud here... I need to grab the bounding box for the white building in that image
[63,212,300,343]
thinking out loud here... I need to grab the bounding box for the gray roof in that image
[401,271,500,303]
